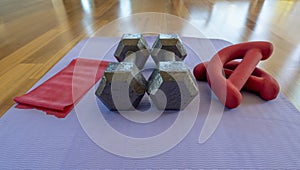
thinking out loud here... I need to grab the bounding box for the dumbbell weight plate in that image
[95,62,147,111]
[147,61,199,110]
[151,34,187,64]
[114,34,150,70]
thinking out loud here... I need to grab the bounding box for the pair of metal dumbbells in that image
[95,33,199,111]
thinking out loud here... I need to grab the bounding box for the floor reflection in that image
[188,1,251,42]
[80,0,93,14]
[118,0,132,17]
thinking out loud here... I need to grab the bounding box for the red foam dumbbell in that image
[193,41,280,108]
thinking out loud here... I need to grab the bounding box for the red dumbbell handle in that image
[228,48,262,90]
[205,42,273,108]
[193,61,279,101]
[225,61,279,100]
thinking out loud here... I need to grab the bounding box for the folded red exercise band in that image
[14,58,109,118]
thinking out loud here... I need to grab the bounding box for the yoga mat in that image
[0,36,299,169]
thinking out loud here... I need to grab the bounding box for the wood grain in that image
[1,0,300,117]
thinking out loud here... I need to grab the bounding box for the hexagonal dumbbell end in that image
[95,62,147,111]
[147,61,198,110]
[114,34,150,70]
[151,34,187,65]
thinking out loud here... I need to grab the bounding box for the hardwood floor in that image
[1,0,300,117]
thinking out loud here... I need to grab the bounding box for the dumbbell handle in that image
[208,41,272,88]
[228,48,262,90]
[224,61,279,100]
[194,61,279,101]
[194,41,274,108]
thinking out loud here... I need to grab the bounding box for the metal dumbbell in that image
[95,62,147,111]
[114,34,150,70]
[147,61,199,110]
[151,34,187,64]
